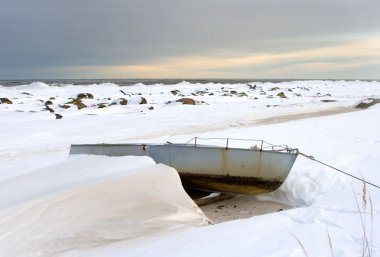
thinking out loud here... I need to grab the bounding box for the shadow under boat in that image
[69,138,298,195]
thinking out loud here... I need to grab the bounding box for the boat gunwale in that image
[69,143,299,156]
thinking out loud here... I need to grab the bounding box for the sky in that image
[0,0,380,80]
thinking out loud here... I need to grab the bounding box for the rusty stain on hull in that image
[179,173,283,195]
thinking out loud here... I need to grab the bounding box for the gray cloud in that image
[1,0,379,78]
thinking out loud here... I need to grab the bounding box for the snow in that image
[0,156,209,257]
[0,80,380,256]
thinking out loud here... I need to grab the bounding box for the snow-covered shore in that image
[0,80,379,256]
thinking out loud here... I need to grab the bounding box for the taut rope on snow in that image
[299,152,380,190]
[181,137,380,189]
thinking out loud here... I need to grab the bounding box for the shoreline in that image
[128,106,358,141]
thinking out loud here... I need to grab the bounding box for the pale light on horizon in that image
[1,1,379,80]
[44,34,380,80]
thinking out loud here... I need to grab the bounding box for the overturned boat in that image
[69,137,298,195]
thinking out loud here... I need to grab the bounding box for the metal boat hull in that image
[69,143,298,195]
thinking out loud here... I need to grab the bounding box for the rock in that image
[77,93,94,99]
[354,98,380,109]
[230,90,237,95]
[320,100,338,103]
[140,97,147,104]
[0,98,12,104]
[97,103,107,109]
[75,102,87,110]
[270,87,280,91]
[196,90,208,96]
[49,97,56,100]
[119,98,128,105]
[171,90,179,95]
[119,90,128,95]
[298,86,310,91]
[21,92,33,96]
[277,92,285,97]
[55,114,63,119]
[45,106,55,113]
[66,98,87,110]
[148,106,154,110]
[59,104,71,109]
[109,98,128,106]
[176,98,196,105]
[237,92,248,97]
[44,100,53,106]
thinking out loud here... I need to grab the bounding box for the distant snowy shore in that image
[1,80,379,121]
[0,80,380,256]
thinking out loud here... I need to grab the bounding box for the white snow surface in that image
[0,80,380,256]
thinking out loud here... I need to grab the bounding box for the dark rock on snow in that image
[45,106,55,113]
[65,98,87,110]
[59,104,71,109]
[176,98,196,105]
[109,98,129,106]
[237,92,248,97]
[171,90,180,95]
[119,98,128,105]
[277,92,287,98]
[77,93,94,99]
[355,98,380,109]
[0,98,13,104]
[97,103,107,108]
[140,97,147,104]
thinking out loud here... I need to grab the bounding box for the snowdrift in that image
[1,80,380,257]
[0,155,209,257]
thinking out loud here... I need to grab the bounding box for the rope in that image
[299,152,380,189]
[182,137,380,189]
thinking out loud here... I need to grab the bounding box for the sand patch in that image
[188,191,290,224]
[254,107,358,125]
[128,106,358,141]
